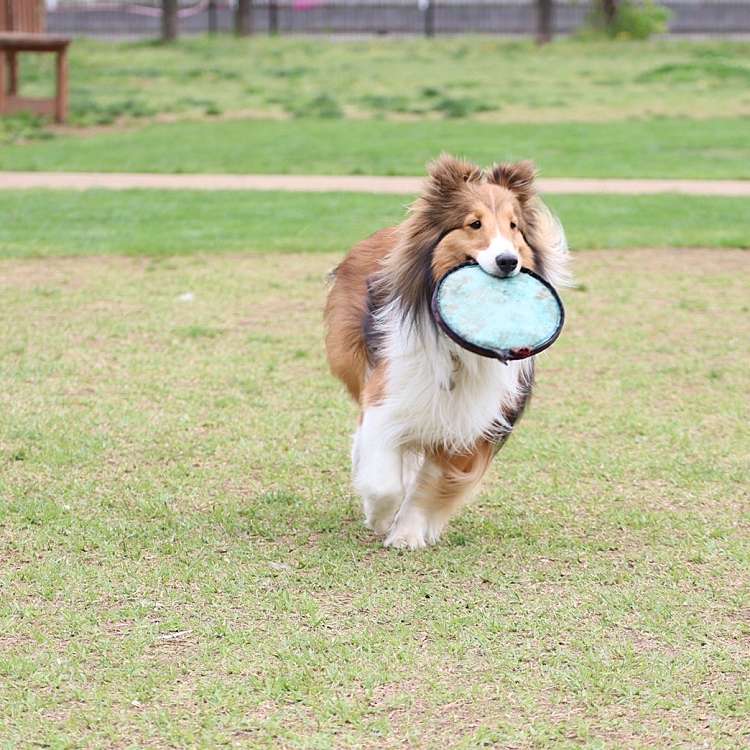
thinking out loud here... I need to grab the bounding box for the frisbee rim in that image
[431,263,565,362]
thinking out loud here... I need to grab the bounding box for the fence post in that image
[208,0,217,33]
[424,0,435,37]
[161,0,178,41]
[235,0,252,35]
[536,0,553,43]
[269,0,279,34]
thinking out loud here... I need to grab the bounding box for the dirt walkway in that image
[1,172,749,196]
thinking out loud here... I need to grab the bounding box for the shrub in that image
[432,96,495,119]
[288,93,343,119]
[0,113,49,144]
[585,0,671,40]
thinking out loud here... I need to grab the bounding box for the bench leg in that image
[0,52,6,115]
[8,51,18,95]
[55,47,68,124]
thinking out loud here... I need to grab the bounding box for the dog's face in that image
[431,182,537,280]
[384,155,568,323]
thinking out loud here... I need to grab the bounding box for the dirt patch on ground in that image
[0,246,746,280]
[0,255,150,289]
[43,109,290,141]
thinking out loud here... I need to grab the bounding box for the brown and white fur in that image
[325,155,569,549]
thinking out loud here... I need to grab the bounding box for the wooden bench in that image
[0,0,71,123]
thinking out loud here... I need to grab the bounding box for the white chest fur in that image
[375,306,531,453]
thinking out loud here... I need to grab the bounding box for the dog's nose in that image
[495,254,518,275]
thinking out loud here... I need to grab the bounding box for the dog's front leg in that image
[383,456,447,550]
[385,441,493,550]
[352,406,405,535]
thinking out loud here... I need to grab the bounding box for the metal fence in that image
[46,0,750,37]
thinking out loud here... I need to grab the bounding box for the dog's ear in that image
[380,155,481,327]
[488,160,537,205]
[425,154,483,199]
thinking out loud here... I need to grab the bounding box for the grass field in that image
[2,248,748,748]
[2,37,750,178]
[7,37,750,126]
[1,29,748,750]
[4,117,750,179]
[1,190,750,258]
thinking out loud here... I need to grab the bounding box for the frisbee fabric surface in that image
[432,265,564,361]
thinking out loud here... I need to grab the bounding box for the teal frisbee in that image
[431,264,565,362]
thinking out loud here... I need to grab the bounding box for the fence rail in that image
[46,0,750,37]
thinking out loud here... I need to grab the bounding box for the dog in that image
[324,155,569,549]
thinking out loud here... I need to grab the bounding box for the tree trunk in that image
[601,0,618,28]
[536,0,553,44]
[161,0,178,41]
[235,0,252,36]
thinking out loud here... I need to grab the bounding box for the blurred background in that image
[41,0,750,39]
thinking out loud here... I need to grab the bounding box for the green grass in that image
[4,117,750,179]
[1,33,748,746]
[2,36,750,179]
[1,249,748,748]
[8,37,750,128]
[0,190,749,258]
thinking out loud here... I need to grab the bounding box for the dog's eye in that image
[510,221,517,230]
[469,220,482,230]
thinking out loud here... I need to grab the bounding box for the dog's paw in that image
[383,505,446,550]
[364,505,399,536]
[384,526,429,550]
[362,492,402,536]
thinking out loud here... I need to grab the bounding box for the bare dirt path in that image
[1,172,749,196]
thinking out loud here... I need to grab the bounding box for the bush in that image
[585,0,671,40]
[0,113,51,144]
[432,96,496,119]
[288,93,343,119]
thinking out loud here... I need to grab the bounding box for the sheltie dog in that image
[325,155,569,549]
